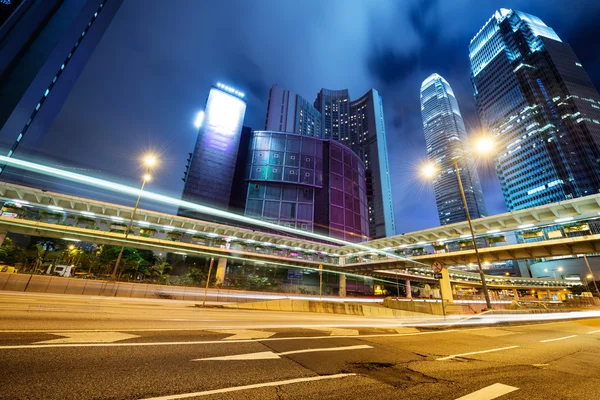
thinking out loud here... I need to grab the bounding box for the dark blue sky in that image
[30,0,600,233]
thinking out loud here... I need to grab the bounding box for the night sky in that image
[21,0,600,234]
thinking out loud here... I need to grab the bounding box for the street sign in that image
[431,261,443,273]
[434,273,443,279]
[287,269,303,280]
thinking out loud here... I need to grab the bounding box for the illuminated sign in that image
[201,88,246,152]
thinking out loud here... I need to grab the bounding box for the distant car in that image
[0,265,18,273]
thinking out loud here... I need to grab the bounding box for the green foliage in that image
[174,267,208,286]
[227,274,278,291]
[0,237,24,264]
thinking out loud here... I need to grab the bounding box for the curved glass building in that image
[470,9,600,211]
[245,130,369,242]
[420,73,487,225]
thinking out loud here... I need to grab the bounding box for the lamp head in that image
[474,136,494,155]
[143,154,157,167]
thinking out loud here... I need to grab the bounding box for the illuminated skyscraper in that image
[0,0,123,169]
[420,73,487,224]
[265,85,396,239]
[470,9,600,211]
[314,88,395,239]
[179,84,247,217]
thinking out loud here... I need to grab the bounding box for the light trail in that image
[0,156,427,266]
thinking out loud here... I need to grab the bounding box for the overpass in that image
[0,181,584,295]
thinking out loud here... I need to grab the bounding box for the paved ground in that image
[1,292,600,400]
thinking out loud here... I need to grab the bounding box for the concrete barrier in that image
[224,299,431,318]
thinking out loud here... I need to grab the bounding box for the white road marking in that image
[310,327,359,336]
[455,383,519,400]
[192,345,373,361]
[138,373,357,400]
[540,335,577,343]
[437,346,519,361]
[0,330,456,350]
[209,329,276,340]
[587,329,600,334]
[33,332,140,344]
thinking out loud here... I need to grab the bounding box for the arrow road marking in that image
[209,329,276,340]
[192,344,373,361]
[34,332,140,344]
[310,327,359,336]
[437,346,519,361]
[455,383,519,400]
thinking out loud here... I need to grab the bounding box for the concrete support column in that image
[512,288,520,301]
[338,256,345,266]
[405,279,412,298]
[439,267,454,303]
[215,257,227,285]
[339,274,346,297]
[0,232,6,247]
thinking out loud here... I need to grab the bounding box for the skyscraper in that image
[470,9,600,211]
[0,0,123,168]
[420,73,487,225]
[265,85,396,239]
[179,83,247,218]
[265,85,321,137]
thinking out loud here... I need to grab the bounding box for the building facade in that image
[470,9,600,211]
[179,84,247,218]
[265,85,395,239]
[314,88,396,239]
[244,130,369,242]
[265,84,321,137]
[0,0,123,169]
[420,73,487,224]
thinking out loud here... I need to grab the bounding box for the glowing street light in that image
[421,136,496,309]
[112,154,158,278]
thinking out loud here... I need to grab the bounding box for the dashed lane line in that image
[455,383,519,400]
[540,335,577,343]
[137,373,357,400]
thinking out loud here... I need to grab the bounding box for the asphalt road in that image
[1,292,600,400]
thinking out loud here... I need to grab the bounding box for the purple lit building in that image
[244,130,369,242]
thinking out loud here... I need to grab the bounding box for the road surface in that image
[1,292,600,399]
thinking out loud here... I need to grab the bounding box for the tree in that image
[0,237,24,265]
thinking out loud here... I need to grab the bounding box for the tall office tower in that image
[420,73,487,225]
[314,88,395,239]
[470,9,600,211]
[245,130,369,242]
[265,84,321,137]
[179,83,247,218]
[0,0,123,167]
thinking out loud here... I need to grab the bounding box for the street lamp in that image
[422,136,495,309]
[111,154,158,278]
[544,266,564,282]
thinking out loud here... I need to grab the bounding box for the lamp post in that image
[544,266,564,283]
[422,137,494,309]
[111,154,157,278]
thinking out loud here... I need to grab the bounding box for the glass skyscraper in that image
[420,73,487,224]
[0,0,123,169]
[313,88,395,239]
[470,9,600,211]
[265,85,396,239]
